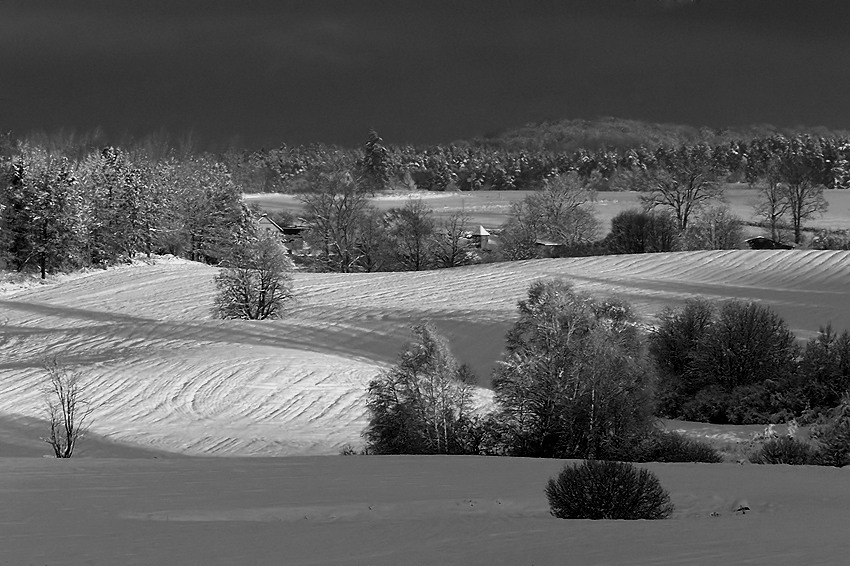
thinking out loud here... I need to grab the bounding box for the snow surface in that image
[3,250,850,565]
[2,250,850,457]
[2,455,849,565]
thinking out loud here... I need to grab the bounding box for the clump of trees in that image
[651,299,800,424]
[0,141,251,277]
[604,210,679,254]
[4,123,844,279]
[650,301,850,425]
[363,279,850,467]
[363,280,720,463]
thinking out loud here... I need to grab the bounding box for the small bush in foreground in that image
[750,436,818,465]
[634,430,722,463]
[545,460,674,520]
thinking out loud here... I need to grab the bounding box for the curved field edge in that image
[1,250,849,456]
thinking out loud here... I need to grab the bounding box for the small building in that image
[256,214,286,237]
[255,214,308,253]
[534,239,569,258]
[469,225,491,249]
[744,237,794,250]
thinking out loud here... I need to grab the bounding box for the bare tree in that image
[782,179,828,245]
[499,172,598,259]
[432,209,474,268]
[385,199,435,271]
[775,138,829,244]
[42,358,93,458]
[299,164,371,272]
[753,159,792,242]
[640,145,724,233]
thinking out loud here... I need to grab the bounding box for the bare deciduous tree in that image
[432,210,475,269]
[300,163,371,272]
[42,358,93,458]
[639,145,725,233]
[752,159,792,242]
[499,172,598,259]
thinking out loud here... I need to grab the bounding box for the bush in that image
[811,399,850,467]
[634,430,722,463]
[750,436,818,465]
[605,209,678,254]
[545,460,674,520]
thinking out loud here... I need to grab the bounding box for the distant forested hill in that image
[468,117,850,153]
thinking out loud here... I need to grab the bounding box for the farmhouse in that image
[255,214,308,253]
[256,214,286,236]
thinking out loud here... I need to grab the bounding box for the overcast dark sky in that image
[3,0,850,149]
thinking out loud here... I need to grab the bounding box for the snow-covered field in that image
[247,187,850,233]
[3,455,850,565]
[2,250,850,564]
[3,250,850,457]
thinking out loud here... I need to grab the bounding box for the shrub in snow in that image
[634,430,722,463]
[811,399,850,467]
[750,436,818,465]
[545,460,674,520]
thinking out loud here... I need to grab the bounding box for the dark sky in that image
[3,0,850,149]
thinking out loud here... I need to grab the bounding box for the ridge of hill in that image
[2,249,849,456]
[471,116,850,153]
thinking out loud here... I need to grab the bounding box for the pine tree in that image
[4,145,82,278]
[360,129,391,192]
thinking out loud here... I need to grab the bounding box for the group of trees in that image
[365,280,660,460]
[364,280,850,465]
[653,300,850,424]
[0,142,253,277]
[298,163,480,272]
